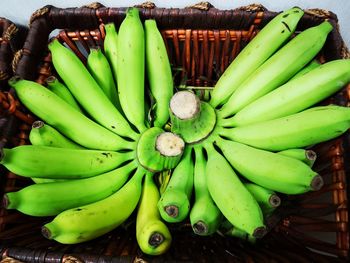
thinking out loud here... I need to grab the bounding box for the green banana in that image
[204,142,266,237]
[190,146,221,236]
[215,139,323,194]
[46,76,83,113]
[244,183,281,213]
[48,39,137,140]
[3,161,137,216]
[225,59,350,127]
[136,172,172,255]
[145,19,173,128]
[170,91,216,143]
[137,127,184,172]
[219,105,350,151]
[29,120,83,149]
[277,148,317,167]
[41,166,146,244]
[9,77,134,151]
[219,21,333,118]
[290,60,320,80]
[87,47,120,108]
[103,23,123,114]
[158,147,194,223]
[0,145,133,179]
[117,8,146,132]
[210,7,304,107]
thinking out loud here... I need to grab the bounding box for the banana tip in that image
[8,76,22,86]
[45,75,57,84]
[41,226,53,240]
[193,221,208,235]
[149,232,165,248]
[252,226,267,239]
[310,175,324,191]
[269,195,281,208]
[32,120,45,129]
[164,205,179,218]
[306,150,317,161]
[2,194,9,208]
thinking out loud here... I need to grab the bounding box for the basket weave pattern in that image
[0,2,349,262]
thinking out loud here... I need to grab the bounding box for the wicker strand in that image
[0,257,23,263]
[62,255,83,263]
[237,3,267,12]
[29,6,50,26]
[305,8,332,19]
[186,2,214,11]
[134,2,156,9]
[81,2,104,9]
[3,24,18,42]
[11,49,23,74]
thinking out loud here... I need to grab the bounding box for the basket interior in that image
[0,5,349,262]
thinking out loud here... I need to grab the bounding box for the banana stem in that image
[149,232,165,247]
[192,221,208,235]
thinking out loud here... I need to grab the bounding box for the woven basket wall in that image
[0,2,349,262]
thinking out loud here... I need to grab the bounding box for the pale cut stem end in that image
[193,221,208,235]
[310,175,324,191]
[149,232,165,248]
[45,75,57,84]
[269,194,281,208]
[305,150,317,161]
[156,132,185,157]
[32,120,44,129]
[164,205,179,218]
[170,91,200,120]
[252,226,267,239]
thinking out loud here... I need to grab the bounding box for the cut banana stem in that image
[190,146,222,236]
[216,138,323,194]
[210,7,304,107]
[29,120,83,149]
[0,145,134,179]
[205,143,266,238]
[277,148,317,167]
[117,8,147,133]
[46,76,83,113]
[219,21,333,118]
[227,226,257,244]
[170,91,216,144]
[9,77,135,151]
[136,172,172,255]
[228,59,350,127]
[3,161,137,216]
[48,39,137,140]
[42,166,146,244]
[137,127,185,172]
[87,47,120,108]
[158,147,194,223]
[290,60,320,80]
[244,183,281,210]
[145,19,173,128]
[218,105,350,152]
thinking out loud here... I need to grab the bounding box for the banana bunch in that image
[1,5,350,256]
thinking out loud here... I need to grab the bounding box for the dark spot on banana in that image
[75,208,83,211]
[102,152,111,157]
[282,14,289,18]
[111,126,115,129]
[281,21,291,32]
[281,30,285,33]
[293,10,300,13]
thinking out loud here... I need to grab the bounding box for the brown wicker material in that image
[0,2,349,262]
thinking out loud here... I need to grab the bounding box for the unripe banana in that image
[219,21,333,117]
[277,148,316,167]
[145,19,173,128]
[103,23,123,114]
[42,167,146,244]
[87,47,120,108]
[46,76,83,113]
[137,127,185,172]
[225,59,350,127]
[48,39,136,139]
[204,142,266,237]
[170,91,216,143]
[210,7,304,107]
[117,8,147,133]
[3,161,137,216]
[9,77,135,151]
[290,60,320,80]
[244,183,281,214]
[136,172,172,255]
[190,146,221,236]
[219,105,350,151]
[0,145,133,179]
[29,120,83,149]
[215,139,323,194]
[158,147,194,223]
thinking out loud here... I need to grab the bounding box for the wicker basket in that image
[0,2,349,262]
